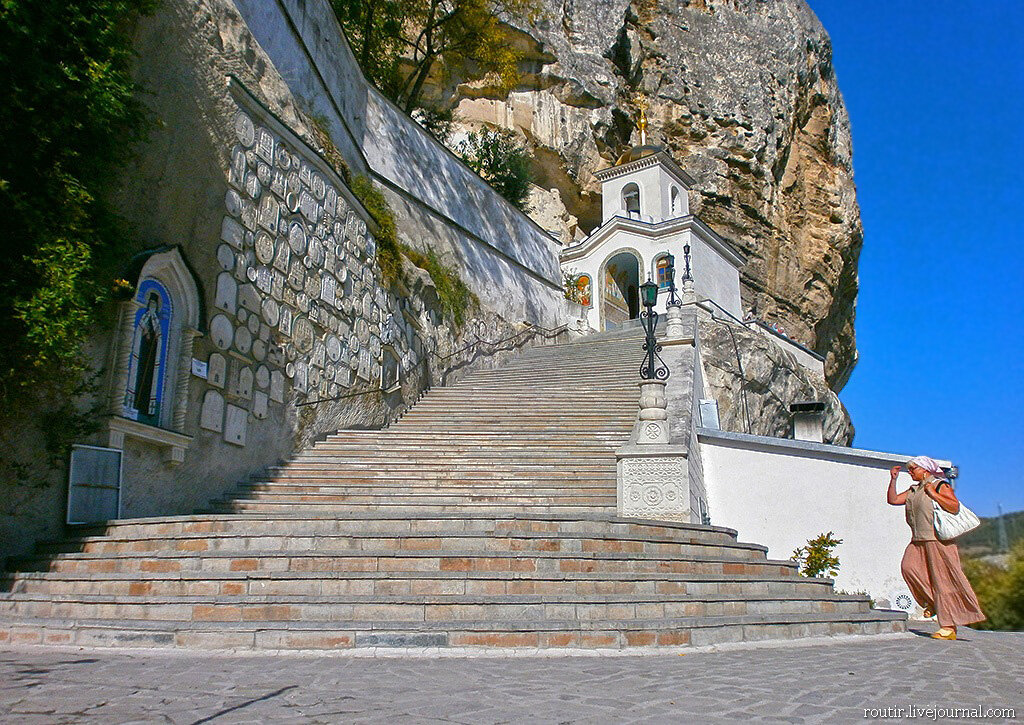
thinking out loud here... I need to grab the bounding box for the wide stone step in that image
[276,456,619,467]
[0,612,906,650]
[61,513,747,546]
[15,549,798,577]
[32,529,767,559]
[268,461,618,471]
[2,570,835,598]
[208,503,616,515]
[212,494,617,507]
[0,592,872,623]
[249,476,616,487]
[238,485,616,497]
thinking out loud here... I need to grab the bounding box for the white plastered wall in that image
[600,165,689,224]
[699,432,942,606]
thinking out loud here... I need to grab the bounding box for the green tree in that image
[964,542,1024,631]
[332,0,538,115]
[0,1,153,459]
[457,128,533,211]
[792,531,843,579]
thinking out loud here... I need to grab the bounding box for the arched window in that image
[670,186,681,217]
[655,256,673,289]
[622,183,641,218]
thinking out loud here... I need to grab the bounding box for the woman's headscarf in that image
[907,455,948,480]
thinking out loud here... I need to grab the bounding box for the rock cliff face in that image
[698,315,854,445]
[435,0,861,389]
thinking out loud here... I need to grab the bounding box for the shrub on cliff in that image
[457,128,534,212]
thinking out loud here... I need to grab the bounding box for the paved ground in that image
[1,627,1020,724]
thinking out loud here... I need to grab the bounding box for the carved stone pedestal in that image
[636,380,669,445]
[616,448,690,521]
[665,302,685,339]
[616,378,691,522]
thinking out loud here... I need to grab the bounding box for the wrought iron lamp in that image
[682,243,692,281]
[639,277,669,381]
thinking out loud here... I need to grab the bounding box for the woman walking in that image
[886,456,985,640]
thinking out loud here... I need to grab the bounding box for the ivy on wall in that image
[0,1,154,467]
[350,175,477,328]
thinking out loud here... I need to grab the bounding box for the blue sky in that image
[806,1,1024,517]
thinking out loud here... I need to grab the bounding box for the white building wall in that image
[699,430,947,606]
[600,165,689,224]
[690,238,743,319]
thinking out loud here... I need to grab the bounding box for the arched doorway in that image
[601,251,640,330]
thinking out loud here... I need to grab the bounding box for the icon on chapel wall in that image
[123,280,173,427]
[576,275,591,307]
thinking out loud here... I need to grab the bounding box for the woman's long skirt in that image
[901,540,985,628]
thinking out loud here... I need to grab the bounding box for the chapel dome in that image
[614,144,663,166]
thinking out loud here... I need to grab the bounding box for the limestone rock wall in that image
[442,0,862,388]
[697,314,853,445]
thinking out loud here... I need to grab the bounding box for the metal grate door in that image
[67,445,122,525]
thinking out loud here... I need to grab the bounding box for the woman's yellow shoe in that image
[931,628,956,640]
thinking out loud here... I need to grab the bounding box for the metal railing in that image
[296,321,572,426]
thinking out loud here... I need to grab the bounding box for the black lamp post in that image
[682,243,692,281]
[639,277,669,381]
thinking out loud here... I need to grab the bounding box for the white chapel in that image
[560,144,746,330]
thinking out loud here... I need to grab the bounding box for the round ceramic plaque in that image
[247,314,260,335]
[216,244,236,272]
[254,232,275,264]
[210,314,234,350]
[234,326,252,355]
[234,111,255,147]
[311,172,326,200]
[244,172,261,200]
[288,220,307,255]
[292,317,314,352]
[251,339,266,362]
[325,335,341,362]
[255,365,270,389]
[275,144,291,170]
[225,189,243,217]
[262,298,280,327]
[256,161,272,185]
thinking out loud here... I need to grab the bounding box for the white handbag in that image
[932,499,981,540]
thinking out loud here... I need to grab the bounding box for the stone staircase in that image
[0,328,906,650]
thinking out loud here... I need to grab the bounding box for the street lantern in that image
[640,277,659,308]
[638,276,669,381]
[665,253,678,306]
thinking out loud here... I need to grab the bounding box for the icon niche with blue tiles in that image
[124,279,173,426]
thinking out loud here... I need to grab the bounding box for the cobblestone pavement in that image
[1,627,1020,724]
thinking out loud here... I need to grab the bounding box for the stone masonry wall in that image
[0,0,571,564]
